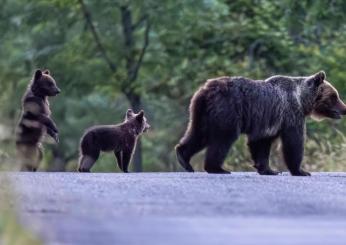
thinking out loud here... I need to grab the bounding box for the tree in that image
[77,0,152,171]
[2,0,346,172]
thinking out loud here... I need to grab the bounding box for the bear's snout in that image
[335,99,346,116]
[53,87,61,96]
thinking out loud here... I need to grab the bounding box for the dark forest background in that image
[1,0,346,172]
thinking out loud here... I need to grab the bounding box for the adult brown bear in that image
[176,71,346,176]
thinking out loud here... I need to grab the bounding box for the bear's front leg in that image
[121,148,133,173]
[281,126,311,176]
[114,150,123,171]
[38,115,59,133]
[248,137,280,175]
[47,127,59,143]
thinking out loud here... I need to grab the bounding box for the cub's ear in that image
[316,70,326,81]
[126,109,134,119]
[43,69,50,75]
[307,71,325,87]
[34,69,42,80]
[136,110,144,121]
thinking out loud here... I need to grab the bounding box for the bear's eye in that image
[331,94,338,102]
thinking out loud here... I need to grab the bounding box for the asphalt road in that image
[3,172,346,245]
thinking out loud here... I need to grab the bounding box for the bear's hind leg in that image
[281,127,311,176]
[248,137,280,175]
[17,144,41,172]
[176,133,206,172]
[204,132,238,174]
[78,154,99,173]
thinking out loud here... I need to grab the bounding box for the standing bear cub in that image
[16,69,61,171]
[78,109,150,172]
[176,71,346,176]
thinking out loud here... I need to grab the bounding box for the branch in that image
[132,15,148,30]
[78,0,117,72]
[129,19,151,82]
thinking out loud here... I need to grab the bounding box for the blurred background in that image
[1,0,346,172]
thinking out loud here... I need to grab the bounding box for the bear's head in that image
[31,69,61,97]
[310,72,346,120]
[125,109,151,134]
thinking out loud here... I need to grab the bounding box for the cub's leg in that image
[78,133,100,172]
[78,153,99,172]
[35,143,43,171]
[17,144,42,172]
[248,137,280,175]
[281,126,310,176]
[114,150,123,171]
[204,131,239,174]
[121,147,135,173]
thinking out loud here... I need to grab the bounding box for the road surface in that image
[3,172,346,245]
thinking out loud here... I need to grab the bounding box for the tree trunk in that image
[50,148,67,172]
[127,93,143,172]
[133,138,142,172]
[80,3,150,172]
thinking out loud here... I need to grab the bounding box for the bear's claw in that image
[176,146,194,172]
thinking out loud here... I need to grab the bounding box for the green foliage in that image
[1,0,346,172]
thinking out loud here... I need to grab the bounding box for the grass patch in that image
[0,176,42,245]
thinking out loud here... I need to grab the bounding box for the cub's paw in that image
[78,167,90,173]
[258,168,280,176]
[291,169,311,176]
[53,133,59,143]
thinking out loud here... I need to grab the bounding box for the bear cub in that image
[78,109,150,172]
[176,71,346,176]
[16,69,61,171]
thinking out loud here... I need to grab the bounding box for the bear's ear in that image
[136,110,144,121]
[34,69,42,80]
[126,109,134,119]
[43,69,50,75]
[307,71,325,87]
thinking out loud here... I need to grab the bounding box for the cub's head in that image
[31,69,61,97]
[125,109,151,134]
[310,71,346,121]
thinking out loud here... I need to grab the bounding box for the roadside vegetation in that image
[0,177,41,245]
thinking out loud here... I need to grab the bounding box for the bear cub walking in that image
[176,71,346,176]
[16,69,61,171]
[78,109,150,172]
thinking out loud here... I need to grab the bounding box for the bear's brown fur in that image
[312,81,346,120]
[16,69,61,171]
[78,109,150,173]
[176,71,346,176]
